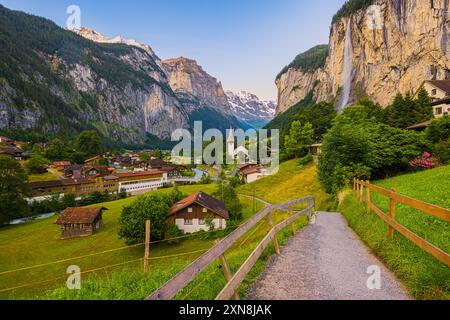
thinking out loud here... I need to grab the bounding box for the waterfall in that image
[338,20,353,112]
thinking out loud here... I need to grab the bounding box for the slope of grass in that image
[238,160,334,211]
[339,166,450,300]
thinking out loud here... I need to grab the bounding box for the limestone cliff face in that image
[158,57,230,112]
[276,0,450,114]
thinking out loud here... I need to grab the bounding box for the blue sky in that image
[0,0,346,100]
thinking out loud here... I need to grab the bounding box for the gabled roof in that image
[168,192,229,219]
[55,207,107,225]
[406,120,433,130]
[426,80,450,94]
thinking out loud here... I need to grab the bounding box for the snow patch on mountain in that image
[226,91,276,129]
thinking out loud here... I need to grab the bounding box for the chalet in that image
[0,145,25,160]
[240,166,265,184]
[237,163,259,172]
[55,207,106,239]
[84,155,102,166]
[0,136,13,145]
[148,158,166,169]
[161,166,185,178]
[431,97,450,118]
[310,144,323,156]
[167,192,229,234]
[417,80,450,102]
[53,161,71,171]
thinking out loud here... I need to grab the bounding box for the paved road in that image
[248,212,411,300]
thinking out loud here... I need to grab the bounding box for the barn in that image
[167,192,229,234]
[55,207,107,239]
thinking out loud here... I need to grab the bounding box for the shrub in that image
[409,152,440,170]
[298,153,313,166]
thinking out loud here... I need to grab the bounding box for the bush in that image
[432,140,450,164]
[409,152,440,170]
[26,153,49,174]
[425,116,450,143]
[164,223,184,244]
[318,106,429,194]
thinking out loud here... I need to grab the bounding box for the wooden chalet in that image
[168,192,229,234]
[55,207,107,239]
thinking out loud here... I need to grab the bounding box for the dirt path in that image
[248,211,411,300]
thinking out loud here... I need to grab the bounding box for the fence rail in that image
[353,178,450,267]
[145,195,315,300]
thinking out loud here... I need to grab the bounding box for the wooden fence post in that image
[365,180,371,214]
[387,188,397,239]
[266,214,281,255]
[353,177,357,191]
[215,240,240,300]
[359,181,364,203]
[144,220,151,274]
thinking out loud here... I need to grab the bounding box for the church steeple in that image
[227,128,234,143]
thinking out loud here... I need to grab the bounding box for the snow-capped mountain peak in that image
[226,91,276,129]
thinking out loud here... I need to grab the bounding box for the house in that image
[431,97,450,118]
[148,158,166,169]
[0,136,13,145]
[84,155,102,166]
[240,166,265,184]
[310,144,323,156]
[167,192,229,234]
[0,145,25,160]
[114,170,168,195]
[417,80,450,102]
[53,161,71,171]
[55,207,106,239]
[161,166,184,179]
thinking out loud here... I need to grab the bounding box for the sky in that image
[0,0,346,101]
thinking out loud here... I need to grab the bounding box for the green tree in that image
[26,153,48,174]
[76,131,103,158]
[140,151,150,162]
[415,87,434,122]
[284,121,314,159]
[45,138,69,161]
[118,189,183,245]
[213,178,243,222]
[0,155,30,224]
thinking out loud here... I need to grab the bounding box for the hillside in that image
[339,165,450,299]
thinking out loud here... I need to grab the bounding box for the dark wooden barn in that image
[55,207,107,239]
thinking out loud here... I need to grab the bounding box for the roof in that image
[85,155,102,163]
[114,170,165,179]
[238,163,258,170]
[241,167,262,176]
[103,175,119,181]
[148,158,166,167]
[0,145,24,155]
[168,192,229,219]
[28,178,93,189]
[54,161,71,166]
[426,80,450,94]
[406,120,433,130]
[55,207,107,225]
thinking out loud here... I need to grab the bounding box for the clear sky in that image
[0,0,346,101]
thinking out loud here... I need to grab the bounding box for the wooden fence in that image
[145,195,315,300]
[353,178,450,267]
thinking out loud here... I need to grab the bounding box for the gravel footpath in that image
[248,211,411,300]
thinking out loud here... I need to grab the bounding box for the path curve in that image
[248,211,411,300]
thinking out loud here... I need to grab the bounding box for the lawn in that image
[27,171,59,182]
[238,160,334,211]
[339,165,450,300]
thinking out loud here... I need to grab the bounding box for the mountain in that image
[275,0,450,115]
[0,5,252,148]
[157,57,245,132]
[226,91,276,129]
[0,5,188,148]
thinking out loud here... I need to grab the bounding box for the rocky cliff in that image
[276,0,450,114]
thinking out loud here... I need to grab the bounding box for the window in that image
[184,219,193,225]
[202,208,208,213]
[431,89,437,96]
[435,107,443,115]
[188,207,193,213]
[199,219,206,225]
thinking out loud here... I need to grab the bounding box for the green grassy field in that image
[0,160,330,300]
[27,171,59,182]
[339,165,450,300]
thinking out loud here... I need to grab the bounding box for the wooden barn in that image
[167,192,229,234]
[55,207,106,239]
